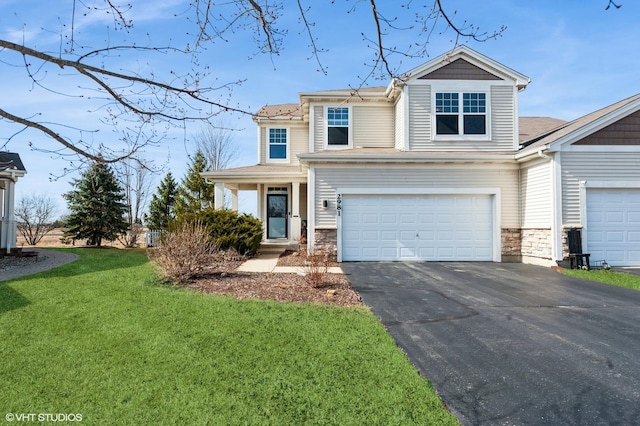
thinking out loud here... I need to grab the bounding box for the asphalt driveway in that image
[342,262,640,425]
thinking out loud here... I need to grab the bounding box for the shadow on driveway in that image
[343,262,640,426]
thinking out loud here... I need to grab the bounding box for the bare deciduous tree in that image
[0,1,619,165]
[192,123,240,172]
[115,157,155,248]
[15,193,58,246]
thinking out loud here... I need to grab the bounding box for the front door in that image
[267,194,288,239]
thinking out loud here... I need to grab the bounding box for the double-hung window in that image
[435,92,487,136]
[268,128,288,162]
[327,106,350,147]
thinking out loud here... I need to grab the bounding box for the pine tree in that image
[63,162,129,247]
[175,150,215,217]
[145,172,178,230]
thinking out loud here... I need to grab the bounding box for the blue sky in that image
[1,0,638,217]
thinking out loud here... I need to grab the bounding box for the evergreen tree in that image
[145,172,178,230]
[175,150,215,217]
[63,162,129,247]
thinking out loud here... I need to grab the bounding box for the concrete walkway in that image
[236,247,343,274]
[0,248,79,282]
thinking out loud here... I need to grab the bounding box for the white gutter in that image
[298,152,516,164]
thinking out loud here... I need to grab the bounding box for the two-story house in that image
[203,46,640,267]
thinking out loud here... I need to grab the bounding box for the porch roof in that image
[201,164,307,186]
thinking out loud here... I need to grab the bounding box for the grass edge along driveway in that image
[0,248,458,425]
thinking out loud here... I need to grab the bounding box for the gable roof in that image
[399,45,531,90]
[0,152,26,172]
[518,117,568,143]
[518,93,640,157]
[254,103,302,121]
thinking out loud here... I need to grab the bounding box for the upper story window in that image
[268,128,288,162]
[326,106,350,147]
[435,92,487,137]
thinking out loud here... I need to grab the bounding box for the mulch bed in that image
[185,250,363,307]
[187,271,363,307]
[276,248,340,267]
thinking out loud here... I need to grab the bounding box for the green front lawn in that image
[563,268,640,290]
[0,248,457,425]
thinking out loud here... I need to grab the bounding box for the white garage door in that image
[341,194,493,261]
[587,189,640,266]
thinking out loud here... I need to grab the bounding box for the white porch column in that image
[214,182,225,210]
[2,180,16,253]
[291,182,301,241]
[231,189,239,212]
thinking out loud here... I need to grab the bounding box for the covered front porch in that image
[201,165,308,244]
[1,152,27,254]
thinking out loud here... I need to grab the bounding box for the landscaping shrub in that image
[148,220,217,284]
[303,249,330,288]
[179,208,263,256]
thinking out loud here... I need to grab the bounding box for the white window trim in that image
[266,126,290,163]
[324,105,353,150]
[431,85,492,142]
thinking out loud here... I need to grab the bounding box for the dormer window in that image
[268,128,288,162]
[435,92,487,137]
[326,106,351,148]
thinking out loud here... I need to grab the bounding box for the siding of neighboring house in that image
[313,164,520,228]
[352,105,394,148]
[561,151,640,225]
[520,158,552,228]
[573,110,640,145]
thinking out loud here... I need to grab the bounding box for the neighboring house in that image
[202,46,640,267]
[0,152,27,253]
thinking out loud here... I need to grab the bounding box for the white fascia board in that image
[298,90,387,102]
[402,45,530,89]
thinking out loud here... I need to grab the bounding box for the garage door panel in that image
[342,194,493,261]
[400,231,416,241]
[381,214,398,224]
[381,231,397,241]
[587,189,640,266]
[399,247,416,258]
[418,247,436,257]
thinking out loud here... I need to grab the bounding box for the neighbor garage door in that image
[341,194,493,261]
[587,188,640,266]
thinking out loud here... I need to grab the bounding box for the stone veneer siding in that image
[520,228,553,260]
[501,228,522,257]
[314,228,337,254]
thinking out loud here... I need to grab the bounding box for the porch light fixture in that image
[322,199,328,208]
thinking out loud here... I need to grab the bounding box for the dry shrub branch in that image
[303,249,331,288]
[148,221,217,284]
